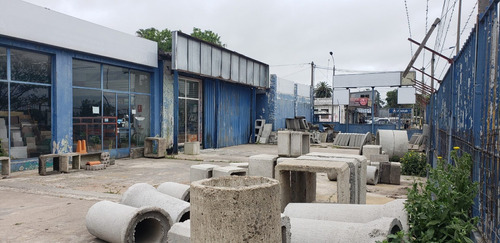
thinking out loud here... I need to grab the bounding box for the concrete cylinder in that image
[283,199,408,231]
[86,200,172,243]
[121,183,190,223]
[289,217,402,243]
[366,165,379,185]
[157,182,190,202]
[376,130,408,158]
[190,176,281,242]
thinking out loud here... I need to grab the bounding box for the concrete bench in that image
[144,137,167,158]
[39,153,83,175]
[249,154,279,178]
[0,156,10,178]
[275,159,350,211]
[79,152,102,169]
[190,164,220,182]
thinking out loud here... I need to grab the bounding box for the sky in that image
[22,0,478,100]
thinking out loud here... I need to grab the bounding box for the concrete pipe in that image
[366,165,379,185]
[157,182,190,202]
[376,130,408,158]
[121,183,190,223]
[289,217,402,243]
[190,176,281,243]
[283,199,408,231]
[86,200,172,243]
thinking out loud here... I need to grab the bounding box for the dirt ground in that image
[0,144,424,242]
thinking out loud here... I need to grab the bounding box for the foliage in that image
[190,27,226,47]
[385,89,398,108]
[136,28,173,52]
[377,230,409,243]
[405,150,478,242]
[314,81,332,98]
[0,138,5,157]
[136,27,225,52]
[390,155,400,162]
[400,151,427,177]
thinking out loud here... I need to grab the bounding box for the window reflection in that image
[103,65,129,91]
[73,59,100,88]
[131,70,150,93]
[0,47,6,80]
[11,49,51,84]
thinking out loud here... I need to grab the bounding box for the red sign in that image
[359,98,368,106]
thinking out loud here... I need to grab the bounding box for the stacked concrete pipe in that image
[366,165,379,185]
[121,183,191,223]
[288,217,402,242]
[190,176,281,242]
[283,199,408,231]
[376,130,408,158]
[86,200,172,243]
[157,182,190,202]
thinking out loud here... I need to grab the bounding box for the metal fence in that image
[428,2,500,241]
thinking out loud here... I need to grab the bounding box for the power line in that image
[404,0,414,55]
[423,0,429,68]
[270,63,310,67]
[460,2,477,36]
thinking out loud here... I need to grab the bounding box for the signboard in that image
[389,108,412,114]
[333,89,350,105]
[357,108,371,113]
[349,97,371,107]
[397,87,416,104]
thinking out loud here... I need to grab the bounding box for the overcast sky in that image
[23,0,477,97]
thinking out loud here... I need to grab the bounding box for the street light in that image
[329,51,335,123]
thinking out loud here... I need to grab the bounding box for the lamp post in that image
[329,51,335,123]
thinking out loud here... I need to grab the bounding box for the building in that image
[313,98,343,123]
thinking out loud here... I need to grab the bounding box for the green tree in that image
[314,81,332,98]
[384,89,398,108]
[136,28,172,52]
[190,28,226,47]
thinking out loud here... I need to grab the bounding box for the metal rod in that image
[411,66,442,83]
[403,18,441,77]
[408,38,453,63]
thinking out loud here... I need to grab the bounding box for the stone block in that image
[362,145,382,158]
[129,147,144,159]
[167,220,190,243]
[379,162,391,184]
[370,154,389,162]
[390,162,401,185]
[184,141,200,155]
[249,154,278,178]
[0,156,10,178]
[190,164,219,182]
[144,137,167,158]
[212,166,247,178]
[278,130,292,157]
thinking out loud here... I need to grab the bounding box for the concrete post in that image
[86,200,172,243]
[157,182,190,202]
[121,183,190,223]
[190,176,281,242]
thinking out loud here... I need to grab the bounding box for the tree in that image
[314,81,332,98]
[384,89,398,108]
[136,28,172,52]
[136,27,225,52]
[190,28,226,47]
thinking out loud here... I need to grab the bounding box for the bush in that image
[405,150,478,242]
[400,151,427,177]
[0,138,5,157]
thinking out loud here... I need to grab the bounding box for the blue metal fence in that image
[428,2,500,241]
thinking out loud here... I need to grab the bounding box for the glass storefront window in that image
[73,88,102,152]
[178,79,201,143]
[130,70,150,93]
[103,64,129,91]
[73,59,101,88]
[103,92,117,151]
[131,94,150,147]
[11,49,51,84]
[0,47,6,80]
[117,94,129,148]
[0,82,8,154]
[9,83,51,158]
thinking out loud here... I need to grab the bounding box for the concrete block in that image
[86,200,172,243]
[38,154,60,175]
[259,124,273,144]
[229,162,249,168]
[370,154,390,162]
[167,220,191,243]
[10,146,27,159]
[249,154,278,178]
[379,162,391,184]
[190,164,219,182]
[157,182,190,202]
[184,141,200,155]
[390,162,401,185]
[85,164,106,171]
[366,165,379,185]
[362,144,382,158]
[213,166,247,178]
[0,156,10,178]
[129,147,144,159]
[278,130,292,157]
[281,214,292,243]
[144,137,167,158]
[290,131,309,157]
[276,159,350,211]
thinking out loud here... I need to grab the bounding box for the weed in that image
[400,151,427,177]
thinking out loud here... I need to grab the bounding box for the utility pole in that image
[403,18,441,77]
[456,0,462,55]
[311,62,315,123]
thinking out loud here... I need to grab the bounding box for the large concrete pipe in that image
[366,165,379,185]
[289,217,402,243]
[121,183,190,223]
[157,182,190,202]
[283,199,408,231]
[86,200,172,243]
[376,130,408,158]
[190,176,281,242]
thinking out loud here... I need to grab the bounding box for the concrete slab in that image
[190,164,219,182]
[249,154,278,178]
[212,166,247,178]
